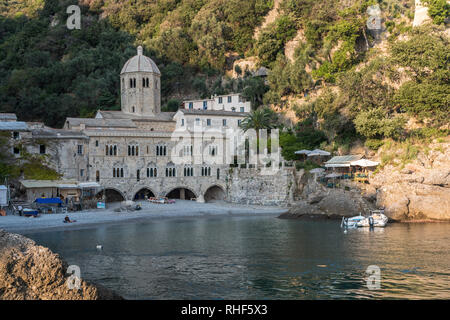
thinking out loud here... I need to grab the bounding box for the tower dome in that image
[120,46,161,116]
[120,46,161,75]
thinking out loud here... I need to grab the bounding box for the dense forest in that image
[0,0,449,161]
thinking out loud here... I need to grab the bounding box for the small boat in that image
[341,214,366,228]
[357,210,388,227]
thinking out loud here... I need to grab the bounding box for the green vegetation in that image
[423,0,450,25]
[0,132,61,181]
[0,0,448,169]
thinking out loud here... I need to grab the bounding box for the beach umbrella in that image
[295,149,311,155]
[350,159,379,167]
[307,149,331,156]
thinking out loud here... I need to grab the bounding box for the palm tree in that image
[239,107,278,167]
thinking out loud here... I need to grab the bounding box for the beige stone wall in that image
[120,71,161,116]
[227,167,295,206]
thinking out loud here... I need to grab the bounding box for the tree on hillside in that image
[239,107,278,166]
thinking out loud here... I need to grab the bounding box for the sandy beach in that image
[0,200,288,233]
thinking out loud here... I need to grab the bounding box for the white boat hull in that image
[357,213,388,228]
[341,212,389,228]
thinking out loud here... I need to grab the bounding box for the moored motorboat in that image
[341,214,366,228]
[357,210,388,227]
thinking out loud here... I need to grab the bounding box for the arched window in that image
[114,145,117,156]
[129,78,132,88]
[113,168,116,178]
[132,106,135,113]
[136,146,139,156]
[128,145,131,156]
[142,78,146,87]
[136,169,140,181]
[105,145,108,156]
[121,168,124,177]
[146,78,149,87]
[133,78,136,88]
[109,145,113,156]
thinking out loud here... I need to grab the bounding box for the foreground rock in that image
[0,230,123,300]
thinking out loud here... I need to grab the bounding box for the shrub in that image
[365,139,384,151]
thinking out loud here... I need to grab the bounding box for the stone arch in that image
[165,187,197,200]
[133,187,156,201]
[96,188,125,202]
[204,185,226,203]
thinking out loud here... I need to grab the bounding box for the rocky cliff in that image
[281,141,450,222]
[280,170,377,220]
[371,142,450,222]
[0,230,122,300]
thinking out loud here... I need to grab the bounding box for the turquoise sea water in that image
[25,215,450,299]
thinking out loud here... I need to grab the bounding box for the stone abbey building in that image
[2,47,295,205]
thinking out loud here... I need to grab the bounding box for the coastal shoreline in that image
[0,200,288,234]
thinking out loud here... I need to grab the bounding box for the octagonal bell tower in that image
[120,46,161,116]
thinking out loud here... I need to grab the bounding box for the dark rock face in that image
[0,230,123,300]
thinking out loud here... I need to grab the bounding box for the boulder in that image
[0,230,123,300]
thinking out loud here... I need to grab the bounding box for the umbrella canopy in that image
[325,173,342,178]
[350,159,379,167]
[307,149,331,156]
[309,168,325,173]
[295,149,311,155]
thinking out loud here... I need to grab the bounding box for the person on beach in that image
[64,215,76,223]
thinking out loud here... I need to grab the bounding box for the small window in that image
[132,106,135,113]
[189,102,193,109]
[217,168,220,179]
[238,119,242,126]
[207,119,211,126]
[222,119,227,126]
[195,118,200,125]
[13,132,19,139]
[96,171,100,182]
[39,145,46,154]
[227,96,232,103]
[80,169,84,177]
[77,145,83,155]
[240,107,245,112]
[136,169,140,182]
[203,101,207,110]
[95,140,99,147]
[218,97,223,104]
[181,119,185,126]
